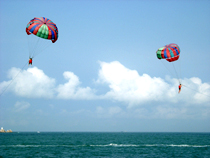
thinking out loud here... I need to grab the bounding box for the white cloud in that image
[56,71,96,99]
[14,101,30,112]
[0,67,96,100]
[97,61,210,107]
[180,77,210,105]
[1,67,56,98]
[1,62,209,120]
[0,62,210,107]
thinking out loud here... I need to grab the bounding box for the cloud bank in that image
[56,71,96,99]
[1,67,55,98]
[97,61,210,106]
[1,61,210,106]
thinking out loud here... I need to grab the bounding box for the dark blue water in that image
[0,132,210,158]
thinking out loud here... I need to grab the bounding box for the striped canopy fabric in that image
[156,43,180,62]
[26,17,58,43]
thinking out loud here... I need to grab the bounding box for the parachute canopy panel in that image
[156,43,180,62]
[26,17,58,43]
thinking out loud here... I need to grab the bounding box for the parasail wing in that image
[156,43,180,62]
[26,17,58,43]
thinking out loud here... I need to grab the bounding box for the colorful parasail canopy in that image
[26,17,58,43]
[156,43,180,62]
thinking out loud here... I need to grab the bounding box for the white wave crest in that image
[0,144,209,148]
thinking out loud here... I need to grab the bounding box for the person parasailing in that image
[26,17,59,65]
[178,84,182,93]
[28,58,33,66]
[156,43,183,94]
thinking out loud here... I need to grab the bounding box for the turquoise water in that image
[0,132,210,157]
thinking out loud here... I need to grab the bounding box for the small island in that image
[0,127,12,133]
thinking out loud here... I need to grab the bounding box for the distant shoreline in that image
[0,128,12,133]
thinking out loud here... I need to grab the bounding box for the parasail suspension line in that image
[0,62,28,97]
[182,85,210,98]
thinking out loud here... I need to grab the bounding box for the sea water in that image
[0,132,210,157]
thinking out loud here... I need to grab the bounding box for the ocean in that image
[0,132,210,158]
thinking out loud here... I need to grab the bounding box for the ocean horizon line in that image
[3,131,210,133]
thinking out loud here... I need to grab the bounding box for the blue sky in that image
[0,0,210,132]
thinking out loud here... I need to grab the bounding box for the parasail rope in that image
[179,55,182,84]
[182,85,210,98]
[31,42,51,59]
[0,62,28,97]
[31,37,40,58]
[27,35,52,59]
[27,35,40,58]
[160,60,178,82]
[27,35,51,58]
[172,62,181,84]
